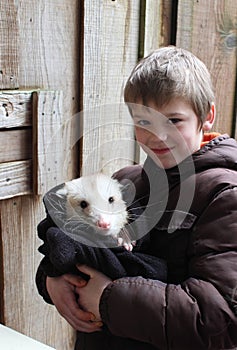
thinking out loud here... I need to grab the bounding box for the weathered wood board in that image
[143,0,173,56]
[0,91,32,128]
[0,1,80,349]
[0,160,32,200]
[81,0,140,176]
[176,0,237,135]
[137,0,174,163]
[0,89,70,200]
[0,90,33,200]
[0,1,19,89]
[32,90,71,195]
[0,129,32,163]
[0,196,75,349]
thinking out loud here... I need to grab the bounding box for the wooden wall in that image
[0,1,80,349]
[140,0,237,136]
[0,1,236,350]
[81,0,140,176]
[176,0,237,137]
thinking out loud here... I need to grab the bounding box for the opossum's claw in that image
[117,237,133,251]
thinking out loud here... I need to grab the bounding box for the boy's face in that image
[130,97,205,169]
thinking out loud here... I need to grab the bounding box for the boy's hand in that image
[76,265,112,322]
[46,275,103,332]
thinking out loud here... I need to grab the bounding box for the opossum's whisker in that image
[47,197,65,213]
[127,202,163,216]
[125,194,149,207]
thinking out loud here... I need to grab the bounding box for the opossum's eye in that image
[108,196,114,204]
[80,200,88,209]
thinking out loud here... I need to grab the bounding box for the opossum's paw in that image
[117,237,135,251]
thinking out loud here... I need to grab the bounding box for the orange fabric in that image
[200,132,221,148]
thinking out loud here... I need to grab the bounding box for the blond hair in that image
[124,46,215,126]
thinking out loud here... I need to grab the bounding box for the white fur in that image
[57,173,133,250]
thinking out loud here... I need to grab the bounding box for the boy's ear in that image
[202,103,216,131]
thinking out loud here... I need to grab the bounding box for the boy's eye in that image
[168,118,181,125]
[136,119,151,126]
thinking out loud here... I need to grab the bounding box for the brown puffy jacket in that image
[37,134,237,350]
[98,134,237,350]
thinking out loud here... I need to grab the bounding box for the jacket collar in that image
[142,134,236,187]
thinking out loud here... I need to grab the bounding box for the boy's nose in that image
[149,127,168,142]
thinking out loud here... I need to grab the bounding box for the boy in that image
[36,46,237,349]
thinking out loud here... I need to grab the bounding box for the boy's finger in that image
[64,274,87,287]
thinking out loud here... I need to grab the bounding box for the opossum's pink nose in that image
[97,219,111,229]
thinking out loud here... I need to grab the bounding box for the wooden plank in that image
[235,89,237,138]
[0,1,79,349]
[0,129,32,163]
[176,0,237,135]
[0,91,32,128]
[82,0,140,176]
[33,90,72,195]
[17,0,80,120]
[0,1,19,89]
[0,160,32,200]
[0,215,4,324]
[144,0,173,56]
[137,0,173,164]
[0,197,25,327]
[0,196,75,349]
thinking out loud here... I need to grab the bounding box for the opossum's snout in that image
[96,218,111,230]
[93,210,127,237]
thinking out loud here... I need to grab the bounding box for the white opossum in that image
[57,173,134,250]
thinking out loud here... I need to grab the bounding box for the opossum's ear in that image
[56,185,68,197]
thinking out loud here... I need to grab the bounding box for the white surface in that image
[0,324,55,349]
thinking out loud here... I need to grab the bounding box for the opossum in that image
[56,173,134,250]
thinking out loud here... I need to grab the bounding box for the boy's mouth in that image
[151,147,174,155]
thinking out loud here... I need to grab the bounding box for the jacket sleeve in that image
[35,216,62,303]
[99,187,237,350]
[35,258,54,304]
